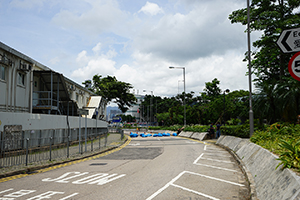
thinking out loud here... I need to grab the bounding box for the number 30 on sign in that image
[288,52,300,81]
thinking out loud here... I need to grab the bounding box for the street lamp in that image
[169,66,186,126]
[143,90,153,125]
[223,89,230,124]
[178,80,183,94]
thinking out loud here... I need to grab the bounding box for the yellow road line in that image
[0,136,132,183]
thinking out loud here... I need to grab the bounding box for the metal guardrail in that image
[0,132,111,168]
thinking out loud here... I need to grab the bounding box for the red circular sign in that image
[288,52,300,81]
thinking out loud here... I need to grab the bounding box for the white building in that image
[0,41,107,140]
[124,94,144,122]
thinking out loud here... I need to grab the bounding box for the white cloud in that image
[138,2,164,16]
[1,0,256,98]
[92,43,102,54]
[71,43,117,81]
[133,0,246,64]
[52,0,128,36]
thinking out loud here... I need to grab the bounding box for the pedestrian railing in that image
[0,131,119,168]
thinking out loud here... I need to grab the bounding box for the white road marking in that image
[193,153,204,164]
[185,171,245,187]
[0,189,78,200]
[42,172,126,185]
[203,153,231,157]
[146,171,185,200]
[59,193,79,200]
[200,157,234,163]
[171,183,219,200]
[0,188,14,194]
[185,141,198,144]
[194,163,238,172]
[146,170,244,200]
[27,191,65,200]
[128,143,140,146]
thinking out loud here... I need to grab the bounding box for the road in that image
[0,136,250,199]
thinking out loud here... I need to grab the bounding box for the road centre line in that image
[171,183,219,200]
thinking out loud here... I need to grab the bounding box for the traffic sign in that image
[277,27,300,53]
[78,109,89,115]
[288,52,300,81]
[112,116,122,123]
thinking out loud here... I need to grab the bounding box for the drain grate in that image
[90,163,107,166]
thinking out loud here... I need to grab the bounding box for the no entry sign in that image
[288,52,300,81]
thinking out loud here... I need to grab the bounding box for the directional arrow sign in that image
[277,27,300,53]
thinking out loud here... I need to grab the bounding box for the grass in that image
[250,122,300,172]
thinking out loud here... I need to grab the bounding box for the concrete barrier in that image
[217,135,300,200]
[179,131,193,138]
[190,132,208,141]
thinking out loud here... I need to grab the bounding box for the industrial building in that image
[0,41,108,148]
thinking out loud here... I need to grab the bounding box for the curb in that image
[217,143,258,200]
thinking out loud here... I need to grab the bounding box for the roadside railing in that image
[0,131,120,168]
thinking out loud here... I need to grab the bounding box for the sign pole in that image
[247,0,254,137]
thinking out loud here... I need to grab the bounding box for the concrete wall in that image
[217,135,300,200]
[0,111,108,150]
[0,111,107,131]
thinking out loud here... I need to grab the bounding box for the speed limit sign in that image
[288,52,300,81]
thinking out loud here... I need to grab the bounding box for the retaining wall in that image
[217,135,300,200]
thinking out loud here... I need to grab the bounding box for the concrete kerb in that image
[216,137,258,200]
[217,135,300,200]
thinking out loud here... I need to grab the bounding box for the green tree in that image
[229,0,300,84]
[117,114,136,123]
[202,78,221,101]
[229,0,300,123]
[83,75,136,113]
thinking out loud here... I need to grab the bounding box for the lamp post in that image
[223,89,230,124]
[169,66,186,126]
[178,80,183,94]
[247,0,254,136]
[143,90,153,125]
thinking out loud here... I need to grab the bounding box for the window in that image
[0,65,5,81]
[17,72,25,86]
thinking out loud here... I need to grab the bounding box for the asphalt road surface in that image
[0,136,250,200]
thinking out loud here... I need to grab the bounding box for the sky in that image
[0,0,262,98]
